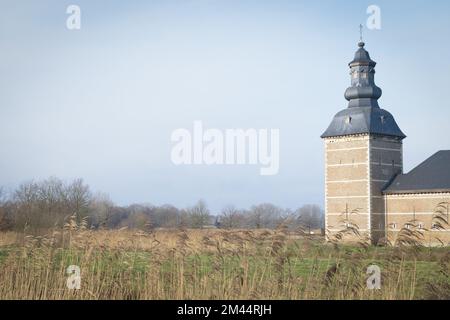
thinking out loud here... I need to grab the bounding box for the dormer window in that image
[345,116,352,124]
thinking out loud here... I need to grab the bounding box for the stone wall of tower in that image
[368,136,403,244]
[324,134,371,242]
[324,134,404,244]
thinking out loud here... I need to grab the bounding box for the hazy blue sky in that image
[1,0,450,211]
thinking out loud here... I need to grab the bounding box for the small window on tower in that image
[345,116,352,124]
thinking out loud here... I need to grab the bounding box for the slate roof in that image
[321,42,406,139]
[383,150,450,194]
[321,106,406,139]
[349,41,377,67]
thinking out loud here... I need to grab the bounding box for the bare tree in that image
[0,187,12,230]
[296,204,324,233]
[219,205,244,229]
[14,180,43,230]
[248,203,284,229]
[0,187,4,203]
[152,204,180,228]
[186,200,210,228]
[66,178,92,221]
[122,204,153,229]
[88,192,114,228]
[12,178,92,232]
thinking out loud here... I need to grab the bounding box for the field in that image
[0,223,449,300]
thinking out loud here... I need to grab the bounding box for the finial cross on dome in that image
[358,24,365,48]
[359,24,363,42]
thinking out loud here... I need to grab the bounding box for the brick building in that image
[321,41,450,245]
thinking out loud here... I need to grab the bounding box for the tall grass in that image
[0,216,448,300]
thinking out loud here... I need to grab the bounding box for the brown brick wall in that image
[327,148,368,165]
[327,164,368,181]
[369,136,403,244]
[324,135,370,241]
[385,194,450,245]
[371,197,385,214]
[327,214,369,231]
[326,137,368,150]
[371,138,402,150]
[371,150,402,165]
[327,181,368,197]
[327,197,368,214]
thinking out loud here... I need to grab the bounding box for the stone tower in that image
[321,41,406,244]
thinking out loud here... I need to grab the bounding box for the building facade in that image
[321,41,450,245]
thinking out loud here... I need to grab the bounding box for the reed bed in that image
[0,218,448,300]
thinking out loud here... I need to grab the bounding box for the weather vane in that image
[359,24,363,42]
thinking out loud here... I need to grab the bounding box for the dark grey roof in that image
[321,106,405,139]
[349,41,376,67]
[321,42,406,139]
[384,150,450,194]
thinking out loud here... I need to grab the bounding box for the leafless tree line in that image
[0,178,90,231]
[0,178,324,232]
